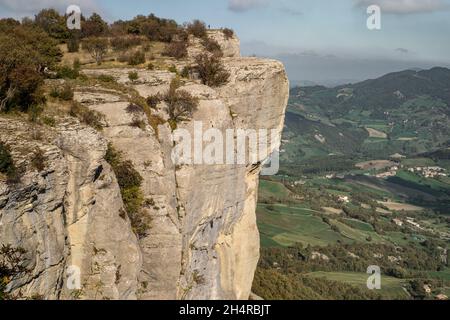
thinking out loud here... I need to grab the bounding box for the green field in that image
[304,272,409,299]
[257,204,348,247]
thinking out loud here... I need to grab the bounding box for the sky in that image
[1,0,450,85]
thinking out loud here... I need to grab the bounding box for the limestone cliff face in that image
[0,31,289,300]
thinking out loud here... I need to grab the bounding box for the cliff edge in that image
[0,31,289,300]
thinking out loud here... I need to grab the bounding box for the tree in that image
[164,78,199,123]
[34,9,69,41]
[0,25,61,112]
[194,54,230,87]
[186,20,207,39]
[82,37,108,65]
[82,13,108,38]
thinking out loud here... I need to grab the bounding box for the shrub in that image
[69,102,104,130]
[129,50,146,65]
[28,104,44,123]
[60,84,74,100]
[130,116,146,129]
[167,64,178,74]
[163,40,187,59]
[67,36,80,53]
[146,94,162,109]
[73,58,81,70]
[128,71,139,81]
[105,144,149,239]
[186,20,207,39]
[147,63,155,70]
[110,36,142,51]
[31,149,46,172]
[222,28,234,39]
[194,54,230,87]
[50,84,74,101]
[115,159,143,190]
[81,13,108,38]
[0,143,16,179]
[126,103,144,114]
[56,66,80,79]
[82,37,108,65]
[180,66,192,79]
[42,116,56,127]
[164,78,199,123]
[95,74,116,83]
[202,37,222,57]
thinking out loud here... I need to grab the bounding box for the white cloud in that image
[228,0,268,12]
[0,0,99,17]
[355,0,449,14]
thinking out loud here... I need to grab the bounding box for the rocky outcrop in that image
[0,32,288,300]
[0,119,141,299]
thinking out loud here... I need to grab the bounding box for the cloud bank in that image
[228,0,268,12]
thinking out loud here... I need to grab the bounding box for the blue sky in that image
[1,0,449,83]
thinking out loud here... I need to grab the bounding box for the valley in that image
[253,68,450,300]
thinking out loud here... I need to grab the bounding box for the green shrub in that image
[167,64,178,74]
[0,143,16,178]
[82,37,108,65]
[202,37,222,57]
[105,144,149,239]
[222,28,234,39]
[67,37,80,53]
[56,65,79,79]
[180,66,192,79]
[110,36,142,51]
[127,50,146,65]
[163,40,187,59]
[42,116,56,127]
[60,84,74,100]
[186,20,207,39]
[159,78,199,124]
[31,149,46,172]
[49,84,74,101]
[147,63,155,70]
[126,103,144,114]
[128,71,139,81]
[146,94,162,109]
[27,104,44,123]
[130,117,146,129]
[95,74,116,83]
[73,58,81,70]
[194,54,230,87]
[69,102,104,130]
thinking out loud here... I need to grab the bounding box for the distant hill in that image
[283,67,450,162]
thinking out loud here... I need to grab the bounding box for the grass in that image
[426,268,450,281]
[258,180,292,203]
[257,203,348,247]
[342,218,374,232]
[304,271,409,299]
[330,220,386,244]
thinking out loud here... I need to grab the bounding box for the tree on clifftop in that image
[0,23,62,112]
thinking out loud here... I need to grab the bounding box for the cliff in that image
[0,31,289,300]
